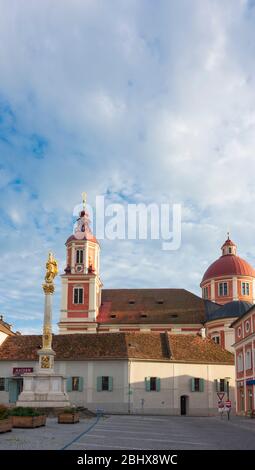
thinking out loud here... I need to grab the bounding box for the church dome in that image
[201,254,255,283]
[201,236,255,284]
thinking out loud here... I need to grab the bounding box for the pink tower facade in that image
[58,207,102,334]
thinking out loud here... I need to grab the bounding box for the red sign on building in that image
[13,367,33,376]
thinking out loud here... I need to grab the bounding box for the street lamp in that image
[225,377,231,400]
[225,377,231,420]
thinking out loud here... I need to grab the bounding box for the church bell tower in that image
[58,193,102,334]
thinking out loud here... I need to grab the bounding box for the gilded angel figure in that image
[45,252,58,284]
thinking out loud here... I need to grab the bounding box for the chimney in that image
[200,327,206,339]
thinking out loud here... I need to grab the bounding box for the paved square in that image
[0,415,255,450]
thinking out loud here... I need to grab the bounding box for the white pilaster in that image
[211,279,215,302]
[60,278,68,321]
[252,279,255,303]
[71,242,75,273]
[85,241,88,273]
[89,277,97,321]
[233,276,238,301]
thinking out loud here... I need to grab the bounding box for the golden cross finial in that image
[82,192,87,210]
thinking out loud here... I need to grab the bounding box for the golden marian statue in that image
[43,252,58,294]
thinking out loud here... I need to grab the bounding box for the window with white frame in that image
[203,287,209,299]
[237,352,243,372]
[73,287,83,304]
[218,282,228,297]
[212,335,220,345]
[237,326,242,338]
[245,349,252,370]
[76,249,83,264]
[242,282,250,296]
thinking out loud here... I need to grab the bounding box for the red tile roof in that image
[98,288,212,325]
[201,255,255,284]
[0,332,234,364]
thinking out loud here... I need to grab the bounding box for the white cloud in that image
[1,0,255,332]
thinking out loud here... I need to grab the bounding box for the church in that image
[0,199,254,415]
[58,206,255,355]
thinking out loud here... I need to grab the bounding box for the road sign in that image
[225,400,231,408]
[218,401,224,408]
[217,392,225,401]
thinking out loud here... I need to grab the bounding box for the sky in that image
[1,0,255,334]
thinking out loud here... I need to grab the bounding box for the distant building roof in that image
[0,316,16,337]
[206,300,253,322]
[231,304,255,328]
[0,332,234,364]
[98,288,219,325]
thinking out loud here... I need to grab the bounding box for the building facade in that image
[0,332,235,416]
[231,306,255,415]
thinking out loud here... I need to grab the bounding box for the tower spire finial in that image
[82,191,87,210]
[227,231,230,240]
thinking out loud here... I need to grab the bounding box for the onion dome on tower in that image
[200,234,255,305]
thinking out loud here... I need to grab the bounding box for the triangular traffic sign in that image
[217,392,225,401]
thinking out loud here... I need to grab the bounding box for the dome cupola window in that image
[241,282,250,296]
[221,233,237,256]
[218,282,228,297]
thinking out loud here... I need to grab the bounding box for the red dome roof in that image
[201,254,255,284]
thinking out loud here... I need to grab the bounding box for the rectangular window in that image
[219,282,228,297]
[219,379,226,392]
[0,377,4,391]
[145,377,161,392]
[102,376,109,391]
[212,336,220,344]
[203,287,208,299]
[72,377,79,391]
[242,282,250,296]
[246,350,252,370]
[194,378,200,391]
[150,377,157,391]
[76,249,83,264]
[66,377,83,392]
[191,378,204,392]
[237,353,243,372]
[73,287,83,304]
[97,376,113,392]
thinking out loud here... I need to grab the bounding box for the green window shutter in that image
[224,380,228,393]
[145,377,150,391]
[214,379,219,392]
[191,378,195,392]
[108,376,113,392]
[199,379,204,392]
[156,378,161,392]
[4,378,9,392]
[97,376,102,392]
[78,377,83,392]
[66,377,72,392]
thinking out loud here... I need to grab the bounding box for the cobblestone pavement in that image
[0,415,255,450]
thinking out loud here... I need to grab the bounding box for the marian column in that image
[17,253,70,407]
[38,252,58,373]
